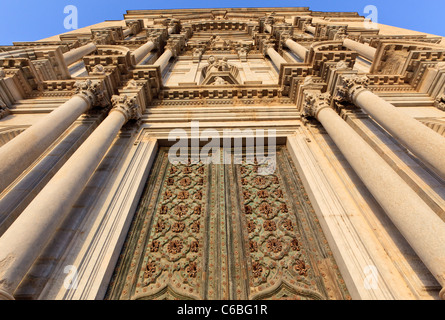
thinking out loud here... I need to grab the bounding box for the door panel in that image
[106,146,349,300]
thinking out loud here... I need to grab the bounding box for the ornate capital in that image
[264,12,275,25]
[335,75,369,103]
[146,31,162,48]
[434,91,445,111]
[303,90,331,118]
[0,98,9,120]
[280,31,292,45]
[164,37,185,57]
[261,39,275,56]
[110,94,142,122]
[74,79,108,108]
[333,27,347,41]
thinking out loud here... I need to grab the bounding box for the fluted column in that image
[133,40,155,64]
[63,42,97,66]
[304,90,445,299]
[340,75,445,180]
[343,38,376,61]
[284,38,308,61]
[0,79,107,193]
[154,48,173,73]
[0,95,141,300]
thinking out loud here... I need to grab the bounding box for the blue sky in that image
[1,0,444,45]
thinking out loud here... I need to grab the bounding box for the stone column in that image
[153,48,173,73]
[263,42,287,70]
[63,42,97,66]
[133,40,155,64]
[304,90,445,299]
[343,38,376,61]
[123,28,132,37]
[0,79,106,193]
[304,24,316,35]
[340,75,445,180]
[284,38,308,61]
[0,95,141,300]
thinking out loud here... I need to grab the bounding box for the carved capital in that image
[110,94,142,121]
[264,12,275,25]
[0,98,9,120]
[336,75,369,103]
[303,90,331,118]
[74,79,108,108]
[261,39,275,56]
[333,27,347,41]
[434,92,445,111]
[279,31,292,46]
[164,37,185,57]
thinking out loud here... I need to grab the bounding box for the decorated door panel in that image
[106,146,350,300]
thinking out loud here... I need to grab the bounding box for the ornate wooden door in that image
[106,146,350,300]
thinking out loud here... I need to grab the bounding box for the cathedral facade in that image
[0,7,444,300]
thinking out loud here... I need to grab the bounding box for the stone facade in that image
[0,7,444,300]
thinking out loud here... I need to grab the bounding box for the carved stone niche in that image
[200,55,240,85]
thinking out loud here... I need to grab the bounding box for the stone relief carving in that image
[210,76,228,85]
